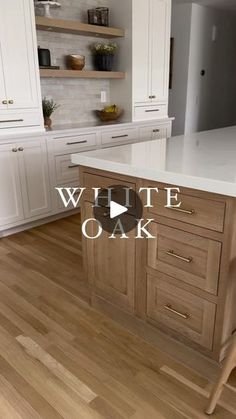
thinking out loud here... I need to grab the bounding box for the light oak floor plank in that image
[0,214,235,418]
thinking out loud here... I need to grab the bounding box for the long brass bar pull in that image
[168,207,195,215]
[164,304,191,320]
[166,250,193,264]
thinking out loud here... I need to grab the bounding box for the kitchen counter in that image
[72,125,236,197]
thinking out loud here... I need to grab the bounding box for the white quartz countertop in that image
[71,126,236,197]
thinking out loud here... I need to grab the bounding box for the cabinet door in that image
[0,0,39,110]
[133,0,151,103]
[150,0,171,102]
[18,139,51,219]
[84,203,135,313]
[0,144,24,228]
[0,42,7,111]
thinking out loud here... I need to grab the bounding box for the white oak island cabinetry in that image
[72,128,236,361]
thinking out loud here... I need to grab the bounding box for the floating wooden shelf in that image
[39,69,125,79]
[36,16,124,38]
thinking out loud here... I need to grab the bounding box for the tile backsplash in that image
[36,0,110,125]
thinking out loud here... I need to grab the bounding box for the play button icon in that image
[93,184,143,235]
[110,201,128,219]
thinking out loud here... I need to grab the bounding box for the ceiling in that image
[173,0,236,11]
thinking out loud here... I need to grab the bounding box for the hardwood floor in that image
[0,214,235,418]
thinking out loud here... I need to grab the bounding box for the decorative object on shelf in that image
[66,55,85,71]
[96,105,123,122]
[91,43,117,71]
[34,1,61,19]
[38,46,51,67]
[42,98,60,128]
[88,7,109,26]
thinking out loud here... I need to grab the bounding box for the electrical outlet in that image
[101,91,107,103]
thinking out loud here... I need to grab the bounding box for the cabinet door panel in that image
[0,144,24,227]
[150,0,171,102]
[84,203,135,313]
[133,0,151,103]
[19,139,51,219]
[0,42,7,111]
[0,0,39,110]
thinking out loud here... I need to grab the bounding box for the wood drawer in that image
[147,274,216,350]
[134,104,167,121]
[55,155,79,184]
[139,123,171,141]
[82,172,135,206]
[52,133,97,155]
[101,127,139,147]
[147,188,225,232]
[148,223,221,295]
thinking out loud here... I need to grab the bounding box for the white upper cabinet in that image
[133,0,171,105]
[0,0,43,132]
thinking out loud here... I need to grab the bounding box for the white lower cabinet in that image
[0,138,51,231]
[0,144,25,226]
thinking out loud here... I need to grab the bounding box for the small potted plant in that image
[91,42,118,71]
[42,98,59,128]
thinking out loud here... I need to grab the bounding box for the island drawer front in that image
[146,274,216,350]
[147,223,221,295]
[52,133,97,155]
[55,155,79,184]
[134,104,167,121]
[147,188,225,232]
[101,127,139,146]
[82,172,136,206]
[139,123,171,141]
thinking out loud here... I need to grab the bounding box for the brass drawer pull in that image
[166,250,193,264]
[8,100,14,105]
[66,140,87,145]
[145,109,160,113]
[2,100,7,105]
[164,304,191,320]
[168,207,195,215]
[111,134,128,139]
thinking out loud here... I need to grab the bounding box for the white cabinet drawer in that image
[52,133,97,155]
[140,123,171,142]
[0,112,41,130]
[134,104,168,121]
[101,128,139,147]
[55,155,79,184]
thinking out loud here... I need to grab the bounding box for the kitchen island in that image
[71,126,236,361]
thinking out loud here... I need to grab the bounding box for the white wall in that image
[170,2,236,135]
[169,3,192,135]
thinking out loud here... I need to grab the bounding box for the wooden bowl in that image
[96,109,124,122]
[66,55,85,70]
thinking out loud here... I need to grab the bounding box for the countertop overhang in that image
[71,126,236,197]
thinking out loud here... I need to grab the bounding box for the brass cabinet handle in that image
[12,148,17,153]
[18,147,24,152]
[145,109,160,113]
[2,100,7,105]
[8,100,14,104]
[166,250,193,264]
[164,304,191,320]
[153,129,160,133]
[149,95,156,99]
[66,140,87,145]
[168,207,195,215]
